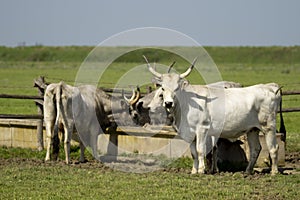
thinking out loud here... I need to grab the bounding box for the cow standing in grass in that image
[147,80,242,173]
[44,82,138,164]
[145,56,284,175]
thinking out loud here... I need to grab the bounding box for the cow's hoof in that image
[271,169,279,176]
[245,170,254,175]
[191,168,197,174]
[79,159,88,163]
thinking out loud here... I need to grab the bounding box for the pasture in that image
[0,46,300,199]
[0,147,299,199]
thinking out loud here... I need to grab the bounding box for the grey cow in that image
[44,82,136,164]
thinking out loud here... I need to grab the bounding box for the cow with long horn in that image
[145,56,283,175]
[131,61,178,126]
[118,87,149,126]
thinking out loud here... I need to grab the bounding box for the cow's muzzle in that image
[165,101,173,109]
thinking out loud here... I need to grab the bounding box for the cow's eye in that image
[159,94,163,98]
[161,88,165,91]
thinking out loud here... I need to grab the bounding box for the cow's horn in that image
[122,89,129,103]
[143,55,162,78]
[122,88,136,104]
[131,87,140,105]
[179,57,197,78]
[167,61,176,73]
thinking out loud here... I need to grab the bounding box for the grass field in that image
[0,147,299,199]
[0,46,300,199]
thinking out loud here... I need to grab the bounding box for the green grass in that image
[1,46,300,64]
[0,46,92,62]
[0,147,299,199]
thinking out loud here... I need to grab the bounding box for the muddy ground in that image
[1,151,299,175]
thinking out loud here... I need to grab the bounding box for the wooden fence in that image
[0,77,299,151]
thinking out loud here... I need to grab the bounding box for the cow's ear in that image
[151,77,162,86]
[137,101,143,112]
[181,80,189,89]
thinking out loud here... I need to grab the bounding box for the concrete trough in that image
[99,126,285,167]
[0,119,45,149]
[0,120,285,167]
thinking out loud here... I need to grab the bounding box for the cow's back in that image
[208,83,280,137]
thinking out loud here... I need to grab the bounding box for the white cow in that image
[145,56,284,175]
[44,83,62,161]
[148,81,242,173]
[148,81,242,113]
[44,82,137,164]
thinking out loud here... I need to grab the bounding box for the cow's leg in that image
[211,136,219,173]
[88,124,100,160]
[90,132,99,160]
[45,121,54,162]
[64,126,72,164]
[190,140,198,174]
[207,136,219,174]
[79,141,86,163]
[196,130,208,174]
[264,128,279,175]
[245,130,261,174]
[52,125,60,160]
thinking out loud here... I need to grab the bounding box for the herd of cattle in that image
[43,56,285,175]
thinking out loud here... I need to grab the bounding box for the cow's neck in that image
[172,90,189,128]
[170,87,200,143]
[104,96,127,115]
[111,100,126,114]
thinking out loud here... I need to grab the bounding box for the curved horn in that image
[167,61,176,73]
[131,86,141,105]
[122,88,136,104]
[122,89,130,103]
[179,57,197,79]
[143,55,162,78]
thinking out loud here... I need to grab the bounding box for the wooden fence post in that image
[35,102,44,151]
[34,76,47,151]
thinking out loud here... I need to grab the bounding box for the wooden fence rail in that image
[282,91,300,95]
[281,108,300,113]
[0,77,299,152]
[0,94,43,100]
[0,90,300,117]
[0,114,43,119]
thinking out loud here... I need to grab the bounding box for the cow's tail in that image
[53,81,63,155]
[54,82,63,130]
[276,87,286,142]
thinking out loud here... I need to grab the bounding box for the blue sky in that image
[1,0,299,46]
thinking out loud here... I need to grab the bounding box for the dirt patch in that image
[1,152,299,175]
[282,152,300,174]
[285,151,300,166]
[99,155,164,173]
[0,157,111,172]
